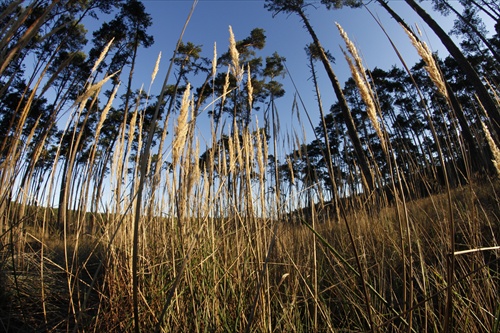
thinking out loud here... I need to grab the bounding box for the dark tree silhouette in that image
[265,0,375,192]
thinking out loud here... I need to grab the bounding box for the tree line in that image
[265,0,499,205]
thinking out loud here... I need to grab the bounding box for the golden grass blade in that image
[91,38,114,74]
[173,83,192,166]
[247,64,253,111]
[75,71,119,105]
[401,25,448,98]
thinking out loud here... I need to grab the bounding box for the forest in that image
[0,0,499,332]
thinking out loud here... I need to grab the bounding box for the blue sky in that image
[139,0,457,86]
[108,0,496,156]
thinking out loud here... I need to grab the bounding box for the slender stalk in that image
[131,2,198,332]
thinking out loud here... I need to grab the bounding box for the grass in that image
[0,3,499,332]
[1,178,498,332]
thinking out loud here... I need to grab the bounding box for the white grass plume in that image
[95,82,120,141]
[173,83,192,166]
[91,38,114,74]
[247,64,253,110]
[402,24,448,98]
[75,71,119,105]
[151,52,161,85]
[229,26,242,83]
[221,69,230,108]
[336,23,364,76]
[212,42,217,79]
[337,23,387,154]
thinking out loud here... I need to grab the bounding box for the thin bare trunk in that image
[403,0,500,136]
[297,8,375,192]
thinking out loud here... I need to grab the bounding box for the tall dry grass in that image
[0,3,499,333]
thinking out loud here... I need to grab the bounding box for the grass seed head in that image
[336,23,364,76]
[234,125,243,171]
[481,120,500,176]
[340,44,387,154]
[212,42,217,78]
[75,71,118,105]
[229,26,242,82]
[151,52,161,83]
[247,64,253,110]
[221,69,230,107]
[402,24,448,97]
[173,83,192,166]
[91,37,114,74]
[95,82,120,139]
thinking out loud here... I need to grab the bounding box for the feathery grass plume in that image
[135,110,144,162]
[342,48,386,154]
[243,129,254,187]
[401,24,448,97]
[295,132,302,159]
[221,69,230,107]
[75,71,118,105]
[201,169,210,215]
[124,88,142,184]
[89,83,119,185]
[337,23,386,154]
[110,122,124,190]
[212,42,217,78]
[336,23,364,76]
[484,80,500,126]
[113,88,141,193]
[481,120,500,176]
[247,64,253,110]
[208,126,216,167]
[151,52,161,84]
[91,37,114,74]
[228,25,242,82]
[95,82,120,140]
[173,83,192,166]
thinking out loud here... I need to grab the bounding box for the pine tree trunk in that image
[378,0,494,171]
[443,1,500,64]
[297,9,375,192]
[403,0,500,136]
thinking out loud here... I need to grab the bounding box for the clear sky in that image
[112,0,496,157]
